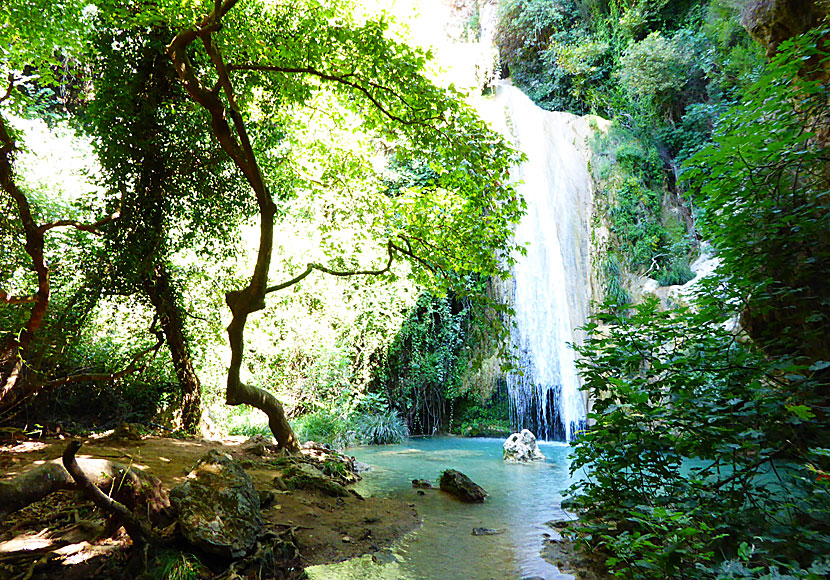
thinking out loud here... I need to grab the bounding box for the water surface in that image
[306,437,576,580]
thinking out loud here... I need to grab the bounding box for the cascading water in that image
[494,84,595,442]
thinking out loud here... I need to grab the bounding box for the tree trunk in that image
[168,11,302,451]
[0,115,50,415]
[144,264,202,431]
[0,453,168,522]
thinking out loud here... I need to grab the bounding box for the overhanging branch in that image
[227,64,440,126]
[265,241,397,294]
[0,290,36,305]
[42,332,164,390]
[38,210,121,235]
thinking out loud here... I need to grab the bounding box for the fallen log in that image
[0,448,168,521]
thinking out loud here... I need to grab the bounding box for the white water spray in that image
[493,84,595,442]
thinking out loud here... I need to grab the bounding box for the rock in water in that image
[170,449,263,558]
[471,527,505,535]
[503,429,546,463]
[439,469,487,503]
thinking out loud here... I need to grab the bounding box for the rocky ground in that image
[0,429,420,580]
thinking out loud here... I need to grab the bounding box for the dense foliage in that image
[1,0,523,444]
[496,0,766,293]
[562,23,830,580]
[571,297,830,579]
[495,0,830,577]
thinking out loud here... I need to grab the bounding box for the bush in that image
[293,410,355,448]
[354,410,408,445]
[227,409,272,438]
[566,296,830,579]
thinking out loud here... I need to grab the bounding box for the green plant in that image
[227,409,272,438]
[683,26,830,361]
[153,550,203,580]
[293,410,355,448]
[450,390,510,436]
[375,291,470,435]
[566,296,830,580]
[602,253,630,305]
[354,409,408,445]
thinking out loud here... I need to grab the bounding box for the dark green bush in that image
[567,297,830,579]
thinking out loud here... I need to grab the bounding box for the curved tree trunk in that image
[145,264,202,432]
[0,115,50,416]
[167,6,302,451]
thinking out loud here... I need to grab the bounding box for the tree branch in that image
[264,241,396,294]
[0,290,36,305]
[227,64,440,126]
[42,333,163,390]
[38,210,121,235]
[62,441,152,549]
[0,74,14,104]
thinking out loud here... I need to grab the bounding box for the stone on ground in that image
[170,449,263,558]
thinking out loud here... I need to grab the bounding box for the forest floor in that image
[0,430,420,579]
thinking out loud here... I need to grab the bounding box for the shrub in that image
[566,296,830,579]
[354,410,408,445]
[293,410,355,448]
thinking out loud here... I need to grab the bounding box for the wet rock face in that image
[503,429,546,463]
[170,449,263,558]
[439,469,487,503]
[741,0,829,55]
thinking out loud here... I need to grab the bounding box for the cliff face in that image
[741,0,829,55]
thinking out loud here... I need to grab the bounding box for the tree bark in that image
[0,115,50,414]
[144,264,202,432]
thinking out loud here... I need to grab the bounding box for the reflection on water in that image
[306,437,576,580]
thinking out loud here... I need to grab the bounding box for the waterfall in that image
[493,84,595,442]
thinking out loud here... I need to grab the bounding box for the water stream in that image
[306,437,577,580]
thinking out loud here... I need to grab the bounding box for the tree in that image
[163,0,522,450]
[2,0,523,446]
[683,26,830,364]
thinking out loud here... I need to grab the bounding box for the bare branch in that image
[0,290,36,305]
[265,242,396,294]
[62,441,153,549]
[38,210,120,235]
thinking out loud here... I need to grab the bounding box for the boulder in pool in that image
[439,469,487,503]
[503,429,546,463]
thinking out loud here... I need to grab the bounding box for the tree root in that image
[0,447,168,522]
[61,440,155,550]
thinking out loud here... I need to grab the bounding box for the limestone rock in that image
[282,462,349,497]
[241,434,279,456]
[411,479,432,489]
[439,469,487,503]
[170,450,263,558]
[503,429,546,463]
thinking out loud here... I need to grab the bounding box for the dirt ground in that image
[0,431,420,579]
